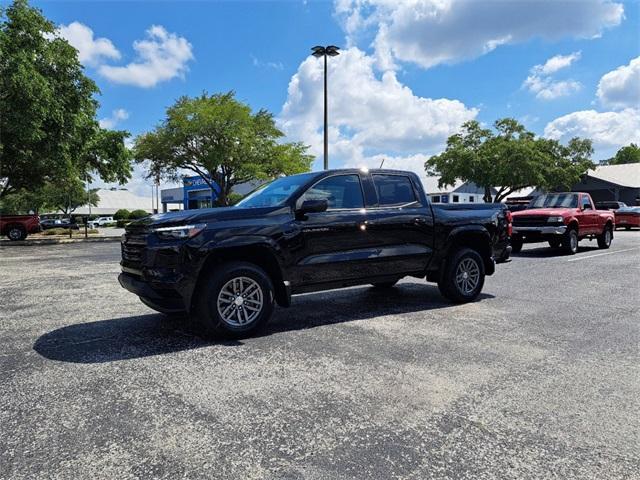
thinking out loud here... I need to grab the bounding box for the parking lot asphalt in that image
[1,231,639,479]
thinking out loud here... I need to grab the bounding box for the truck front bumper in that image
[513,225,567,235]
[118,273,185,311]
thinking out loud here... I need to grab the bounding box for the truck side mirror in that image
[296,199,328,217]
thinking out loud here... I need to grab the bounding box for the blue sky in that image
[23,0,640,194]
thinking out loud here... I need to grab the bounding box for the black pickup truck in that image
[119,169,511,338]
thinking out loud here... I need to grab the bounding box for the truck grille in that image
[121,229,148,273]
[513,216,549,227]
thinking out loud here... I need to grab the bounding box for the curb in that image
[0,236,122,247]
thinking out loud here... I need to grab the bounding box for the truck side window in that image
[582,196,592,210]
[372,174,416,206]
[301,174,364,210]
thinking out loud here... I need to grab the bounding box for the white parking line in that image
[567,247,640,262]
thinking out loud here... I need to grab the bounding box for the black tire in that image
[510,236,523,254]
[562,227,579,255]
[371,280,399,288]
[194,261,275,339]
[548,238,561,249]
[139,297,187,318]
[437,248,485,303]
[597,224,613,249]
[6,225,27,241]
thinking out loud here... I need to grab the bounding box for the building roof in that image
[73,188,154,215]
[588,163,640,188]
[419,175,464,194]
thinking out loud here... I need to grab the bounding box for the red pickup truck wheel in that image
[597,225,613,249]
[562,228,579,255]
[7,225,27,241]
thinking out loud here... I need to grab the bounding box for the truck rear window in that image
[372,174,416,207]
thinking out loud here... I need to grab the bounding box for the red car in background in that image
[0,214,41,241]
[614,207,640,230]
[510,192,615,255]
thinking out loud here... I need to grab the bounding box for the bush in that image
[129,209,150,219]
[103,221,117,227]
[113,209,130,220]
[42,228,68,235]
[116,219,131,228]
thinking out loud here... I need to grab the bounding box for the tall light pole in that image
[311,45,339,170]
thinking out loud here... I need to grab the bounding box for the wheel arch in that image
[444,226,494,276]
[192,242,289,310]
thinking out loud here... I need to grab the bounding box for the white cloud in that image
[56,22,120,66]
[523,76,582,100]
[99,108,129,129]
[544,108,640,159]
[596,56,640,109]
[279,47,477,175]
[533,51,582,75]
[523,51,582,100]
[335,0,624,69]
[98,25,193,88]
[251,55,284,70]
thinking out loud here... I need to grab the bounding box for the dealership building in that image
[160,175,258,212]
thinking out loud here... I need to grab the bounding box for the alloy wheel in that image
[455,258,480,295]
[216,276,264,327]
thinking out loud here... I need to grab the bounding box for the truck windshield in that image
[529,193,578,208]
[235,173,316,208]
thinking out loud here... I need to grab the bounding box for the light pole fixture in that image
[311,45,339,170]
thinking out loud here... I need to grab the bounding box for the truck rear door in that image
[360,173,435,275]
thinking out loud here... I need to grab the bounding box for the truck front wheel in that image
[562,228,579,255]
[438,248,485,303]
[194,261,275,339]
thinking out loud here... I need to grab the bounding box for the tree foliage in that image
[39,179,99,215]
[0,0,131,199]
[426,119,594,202]
[607,143,640,165]
[134,92,313,206]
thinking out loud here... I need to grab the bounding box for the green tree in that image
[129,209,150,219]
[607,143,640,165]
[426,119,594,202]
[113,209,131,220]
[0,0,131,198]
[39,179,99,215]
[134,92,313,206]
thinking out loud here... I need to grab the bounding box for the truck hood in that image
[128,205,290,229]
[512,208,577,217]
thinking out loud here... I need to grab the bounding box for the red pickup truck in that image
[511,192,615,255]
[0,215,41,241]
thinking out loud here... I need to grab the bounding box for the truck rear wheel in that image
[597,225,612,249]
[438,248,485,303]
[7,225,27,241]
[194,261,275,339]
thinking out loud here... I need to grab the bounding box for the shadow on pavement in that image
[34,282,493,364]
[512,244,601,258]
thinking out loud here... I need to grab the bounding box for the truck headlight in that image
[154,224,206,240]
[547,216,564,223]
